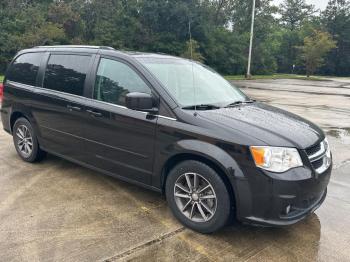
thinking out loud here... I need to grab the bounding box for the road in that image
[0,78,349,261]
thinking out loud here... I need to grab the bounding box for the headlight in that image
[250,146,303,173]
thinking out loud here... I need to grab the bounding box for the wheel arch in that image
[10,111,29,133]
[160,140,245,213]
[9,108,43,147]
[9,103,39,136]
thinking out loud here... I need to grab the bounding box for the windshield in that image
[136,57,248,108]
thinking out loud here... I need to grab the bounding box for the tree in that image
[229,0,279,74]
[203,28,246,74]
[299,30,336,77]
[279,0,316,31]
[181,40,204,63]
[0,0,347,77]
[277,0,316,73]
[47,1,84,41]
[321,0,350,76]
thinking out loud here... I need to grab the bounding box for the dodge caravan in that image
[0,46,332,233]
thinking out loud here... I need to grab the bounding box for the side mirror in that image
[125,92,158,113]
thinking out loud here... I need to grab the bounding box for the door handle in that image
[86,109,103,117]
[67,105,81,111]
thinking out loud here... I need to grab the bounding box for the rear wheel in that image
[13,117,46,162]
[166,160,231,233]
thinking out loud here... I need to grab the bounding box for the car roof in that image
[20,45,181,60]
[124,51,182,60]
[34,45,115,50]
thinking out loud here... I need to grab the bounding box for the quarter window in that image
[94,58,151,106]
[44,54,91,96]
[7,53,42,86]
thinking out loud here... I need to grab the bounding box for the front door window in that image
[94,58,151,106]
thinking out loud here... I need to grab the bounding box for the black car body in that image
[1,46,332,233]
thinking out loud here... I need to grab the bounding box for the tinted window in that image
[44,54,91,96]
[94,58,151,106]
[7,53,42,86]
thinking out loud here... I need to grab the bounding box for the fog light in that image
[285,205,291,215]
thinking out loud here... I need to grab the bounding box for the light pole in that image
[246,0,256,79]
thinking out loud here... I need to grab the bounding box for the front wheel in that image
[166,160,231,233]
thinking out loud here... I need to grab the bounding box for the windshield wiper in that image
[182,104,221,110]
[225,100,255,108]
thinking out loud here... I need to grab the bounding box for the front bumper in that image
[243,187,327,226]
[235,164,332,227]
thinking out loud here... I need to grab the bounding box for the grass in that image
[224,74,327,81]
[0,75,3,83]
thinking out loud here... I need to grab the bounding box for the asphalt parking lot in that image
[1,78,350,262]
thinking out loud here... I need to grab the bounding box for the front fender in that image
[174,139,245,179]
[153,139,252,219]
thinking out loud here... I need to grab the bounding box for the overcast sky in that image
[272,0,329,10]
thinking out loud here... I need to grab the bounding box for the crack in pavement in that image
[333,160,350,170]
[103,227,185,261]
[0,172,45,214]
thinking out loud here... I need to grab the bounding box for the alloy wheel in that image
[173,172,217,222]
[16,125,33,158]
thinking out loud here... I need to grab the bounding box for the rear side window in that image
[7,53,42,86]
[43,54,91,96]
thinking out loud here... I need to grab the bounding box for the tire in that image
[13,117,46,163]
[166,160,231,234]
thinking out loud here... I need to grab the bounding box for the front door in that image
[83,57,157,185]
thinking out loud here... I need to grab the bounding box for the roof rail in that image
[33,45,115,50]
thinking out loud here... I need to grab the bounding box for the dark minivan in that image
[1,46,332,233]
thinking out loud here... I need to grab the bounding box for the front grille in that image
[311,158,323,169]
[305,143,321,156]
[305,139,331,174]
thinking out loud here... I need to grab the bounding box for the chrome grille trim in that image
[308,141,326,161]
[315,159,330,174]
[306,139,331,174]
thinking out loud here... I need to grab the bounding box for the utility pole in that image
[246,0,256,79]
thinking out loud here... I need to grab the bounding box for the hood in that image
[198,102,324,149]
